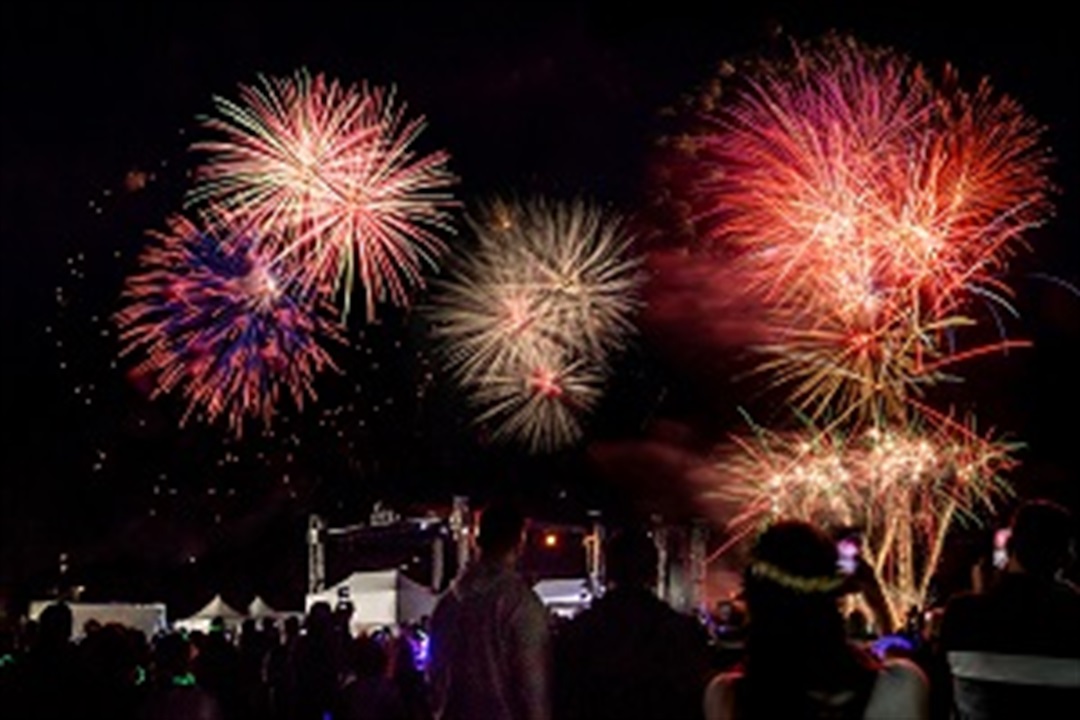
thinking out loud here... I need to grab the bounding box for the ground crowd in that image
[1,499,1077,719]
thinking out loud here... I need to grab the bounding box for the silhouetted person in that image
[389,628,433,720]
[83,618,103,638]
[268,615,302,719]
[711,598,749,672]
[429,501,551,720]
[82,622,146,720]
[704,520,928,719]
[254,617,280,717]
[336,633,409,720]
[17,601,85,720]
[940,499,1080,718]
[238,617,269,719]
[554,527,712,720]
[195,616,242,719]
[140,632,224,720]
[296,601,344,720]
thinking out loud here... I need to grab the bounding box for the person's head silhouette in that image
[38,602,73,648]
[477,501,527,565]
[1007,499,1076,579]
[605,528,659,590]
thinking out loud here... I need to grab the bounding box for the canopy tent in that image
[305,569,439,635]
[247,596,278,618]
[173,594,245,634]
[29,601,168,641]
[247,595,304,626]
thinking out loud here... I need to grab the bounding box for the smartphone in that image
[837,535,860,575]
[993,528,1011,569]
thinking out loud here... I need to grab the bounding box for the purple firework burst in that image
[115,214,343,435]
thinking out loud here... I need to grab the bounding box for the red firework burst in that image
[673,35,1053,420]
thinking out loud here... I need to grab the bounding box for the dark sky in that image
[2,2,1077,611]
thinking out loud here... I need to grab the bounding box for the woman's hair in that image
[739,520,878,716]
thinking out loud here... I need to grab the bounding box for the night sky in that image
[2,2,1077,614]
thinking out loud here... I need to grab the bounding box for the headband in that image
[750,560,845,594]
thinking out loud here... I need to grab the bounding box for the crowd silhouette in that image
[1,499,1076,720]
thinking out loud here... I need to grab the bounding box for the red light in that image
[543,533,558,548]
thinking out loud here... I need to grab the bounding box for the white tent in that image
[398,573,440,624]
[29,601,168,641]
[247,596,303,626]
[305,570,439,635]
[248,596,278,619]
[173,594,245,634]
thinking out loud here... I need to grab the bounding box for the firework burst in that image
[708,406,1017,619]
[472,345,604,452]
[188,69,457,319]
[679,35,1053,421]
[115,214,343,436]
[429,198,642,452]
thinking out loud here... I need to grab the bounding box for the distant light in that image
[543,533,558,548]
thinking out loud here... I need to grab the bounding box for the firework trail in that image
[672,35,1053,421]
[708,407,1017,618]
[189,69,457,320]
[115,214,343,436]
[430,198,642,451]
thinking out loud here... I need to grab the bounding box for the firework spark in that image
[115,214,343,436]
[189,69,457,319]
[675,35,1053,420]
[708,408,1017,617]
[472,345,604,452]
[430,198,642,451]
